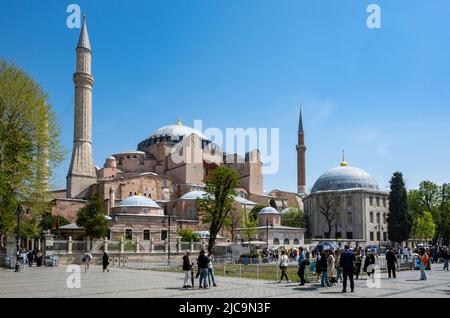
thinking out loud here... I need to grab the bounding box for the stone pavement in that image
[0,264,449,298]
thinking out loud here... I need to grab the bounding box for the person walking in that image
[27,250,34,267]
[319,250,330,287]
[386,248,398,278]
[297,247,307,285]
[354,248,362,280]
[419,248,429,280]
[36,249,43,267]
[442,247,449,271]
[197,249,209,289]
[278,250,291,283]
[207,251,217,287]
[82,251,93,273]
[335,249,343,283]
[340,245,356,293]
[363,251,376,279]
[182,250,193,288]
[315,251,322,281]
[102,251,110,272]
[327,250,336,284]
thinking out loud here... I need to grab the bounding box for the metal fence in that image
[110,254,415,283]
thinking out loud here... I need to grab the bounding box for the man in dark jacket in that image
[386,248,398,278]
[339,245,356,293]
[182,251,193,288]
[197,250,210,289]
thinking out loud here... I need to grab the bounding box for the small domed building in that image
[233,206,306,249]
[304,157,389,245]
[109,195,167,241]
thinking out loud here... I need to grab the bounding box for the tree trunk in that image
[208,236,216,253]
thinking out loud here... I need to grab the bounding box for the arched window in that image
[370,212,374,223]
[188,208,197,220]
[383,213,387,224]
[347,212,352,224]
[293,238,300,245]
[283,238,290,245]
[121,207,127,213]
[376,212,380,224]
[273,238,280,245]
[346,196,352,206]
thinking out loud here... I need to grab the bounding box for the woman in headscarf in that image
[102,251,110,272]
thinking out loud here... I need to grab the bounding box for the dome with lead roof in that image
[311,162,379,193]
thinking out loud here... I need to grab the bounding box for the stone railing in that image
[51,236,208,255]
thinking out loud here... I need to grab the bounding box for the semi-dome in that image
[106,155,116,160]
[259,206,280,214]
[117,195,160,208]
[311,164,379,193]
[150,124,207,140]
[179,190,208,200]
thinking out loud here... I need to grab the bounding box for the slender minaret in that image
[67,16,97,198]
[296,107,307,195]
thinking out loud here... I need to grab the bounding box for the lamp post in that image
[162,212,176,265]
[15,205,22,272]
[375,225,384,250]
[15,205,29,272]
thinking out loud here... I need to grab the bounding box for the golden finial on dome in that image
[177,113,182,126]
[340,150,348,167]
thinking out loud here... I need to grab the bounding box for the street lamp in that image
[162,212,176,265]
[375,225,384,250]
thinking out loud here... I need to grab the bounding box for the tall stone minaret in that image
[296,107,307,195]
[67,16,97,198]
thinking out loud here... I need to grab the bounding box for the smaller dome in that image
[259,207,280,214]
[117,195,160,208]
[179,191,208,200]
[106,155,116,160]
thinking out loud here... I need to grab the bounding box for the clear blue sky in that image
[1,0,449,192]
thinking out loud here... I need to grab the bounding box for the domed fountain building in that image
[303,156,390,245]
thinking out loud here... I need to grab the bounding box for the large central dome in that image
[150,124,207,140]
[311,163,379,193]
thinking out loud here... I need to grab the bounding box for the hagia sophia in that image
[51,18,390,248]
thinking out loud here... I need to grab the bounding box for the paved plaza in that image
[0,264,449,298]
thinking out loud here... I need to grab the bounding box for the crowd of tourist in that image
[182,249,217,289]
[17,248,43,268]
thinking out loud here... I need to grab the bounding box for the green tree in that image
[387,172,412,244]
[250,205,265,221]
[0,60,64,242]
[407,181,450,244]
[198,166,239,252]
[76,194,109,240]
[177,228,201,242]
[416,211,436,243]
[39,211,70,233]
[281,207,304,228]
[240,208,257,242]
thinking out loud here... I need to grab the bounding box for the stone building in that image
[303,157,390,245]
[51,18,304,244]
[233,206,306,249]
